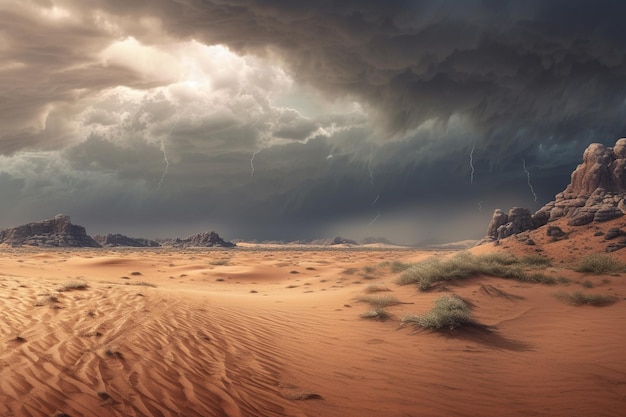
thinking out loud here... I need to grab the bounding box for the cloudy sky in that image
[1,0,626,243]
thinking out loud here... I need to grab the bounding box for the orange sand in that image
[0,242,625,417]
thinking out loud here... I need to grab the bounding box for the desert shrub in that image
[364,285,391,294]
[362,265,376,274]
[574,254,626,274]
[356,294,402,308]
[58,281,88,292]
[520,254,553,267]
[554,291,618,306]
[397,252,558,291]
[360,308,390,321]
[403,296,470,330]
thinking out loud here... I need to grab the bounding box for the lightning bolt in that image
[367,155,375,187]
[156,114,180,191]
[371,194,380,206]
[469,146,475,184]
[250,148,262,177]
[368,211,380,225]
[522,158,538,202]
[157,141,169,191]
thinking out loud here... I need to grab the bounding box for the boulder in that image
[567,207,598,226]
[546,226,566,238]
[594,206,624,222]
[604,228,625,240]
[486,209,508,239]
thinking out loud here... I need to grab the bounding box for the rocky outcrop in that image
[93,234,161,247]
[330,236,359,245]
[0,214,100,247]
[485,138,626,241]
[167,231,235,248]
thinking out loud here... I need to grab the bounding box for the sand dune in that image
[1,246,625,416]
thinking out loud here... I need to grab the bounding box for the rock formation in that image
[167,231,235,248]
[93,234,161,247]
[486,138,626,242]
[0,214,101,247]
[330,236,359,245]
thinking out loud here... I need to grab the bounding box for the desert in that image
[1,228,626,417]
[4,2,626,416]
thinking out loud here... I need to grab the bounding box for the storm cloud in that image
[1,0,625,243]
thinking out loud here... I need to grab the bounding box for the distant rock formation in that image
[93,234,161,247]
[361,236,395,245]
[0,214,100,247]
[485,138,626,242]
[167,231,236,248]
[330,236,359,245]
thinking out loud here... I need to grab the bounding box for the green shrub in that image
[58,281,89,292]
[574,254,626,274]
[360,308,390,321]
[396,252,558,291]
[356,295,402,308]
[364,285,391,294]
[554,291,618,306]
[403,296,470,330]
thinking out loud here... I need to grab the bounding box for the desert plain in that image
[1,218,626,417]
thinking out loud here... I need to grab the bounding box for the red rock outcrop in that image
[486,138,626,242]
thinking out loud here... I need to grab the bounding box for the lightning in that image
[250,148,262,177]
[368,211,380,225]
[156,141,169,191]
[371,194,380,206]
[156,114,180,191]
[478,201,483,212]
[522,158,538,202]
[469,146,475,184]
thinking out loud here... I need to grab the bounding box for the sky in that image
[1,0,626,244]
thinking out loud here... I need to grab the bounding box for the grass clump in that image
[378,261,412,273]
[403,296,470,330]
[554,291,618,306]
[364,284,391,294]
[574,254,626,274]
[397,252,556,291]
[58,281,88,292]
[360,308,391,321]
[356,294,402,308]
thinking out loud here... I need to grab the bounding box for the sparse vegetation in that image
[209,259,229,266]
[356,294,402,308]
[397,252,557,291]
[403,296,471,330]
[360,308,390,321]
[58,281,89,292]
[364,284,391,294]
[574,254,626,274]
[554,291,618,306]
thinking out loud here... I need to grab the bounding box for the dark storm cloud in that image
[114,0,626,147]
[2,0,626,243]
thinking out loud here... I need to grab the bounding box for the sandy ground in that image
[0,241,625,417]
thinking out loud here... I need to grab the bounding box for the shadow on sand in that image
[438,322,533,352]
